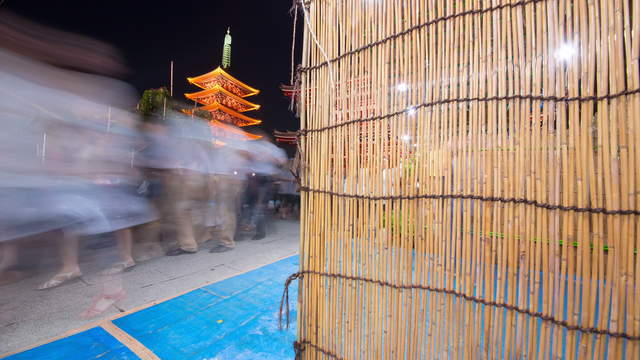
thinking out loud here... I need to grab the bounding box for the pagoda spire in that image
[221,27,232,69]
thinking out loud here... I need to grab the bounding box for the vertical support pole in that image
[41,132,47,163]
[163,98,167,119]
[170,61,174,97]
[107,107,112,133]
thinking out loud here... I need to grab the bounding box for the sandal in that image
[81,289,126,319]
[100,260,136,276]
[37,269,82,290]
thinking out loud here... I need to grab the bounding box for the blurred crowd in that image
[0,12,299,315]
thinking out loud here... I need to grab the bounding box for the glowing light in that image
[401,134,411,143]
[233,171,238,175]
[188,67,260,96]
[406,106,417,116]
[252,172,256,177]
[396,83,409,92]
[555,44,575,62]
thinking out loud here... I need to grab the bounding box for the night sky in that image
[2,0,301,134]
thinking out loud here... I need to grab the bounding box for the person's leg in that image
[285,194,296,219]
[59,231,80,274]
[0,241,27,285]
[101,228,136,275]
[293,195,300,219]
[211,177,239,252]
[195,173,215,244]
[158,171,179,250]
[0,241,18,273]
[172,204,198,253]
[83,261,126,319]
[277,193,286,219]
[219,180,238,248]
[167,171,198,255]
[280,195,290,219]
[38,231,81,290]
[116,228,134,264]
[131,221,163,262]
[252,184,268,240]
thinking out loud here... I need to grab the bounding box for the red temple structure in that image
[274,130,298,145]
[185,28,261,141]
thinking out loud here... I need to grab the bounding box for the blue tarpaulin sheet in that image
[3,327,140,360]
[4,256,299,360]
[113,256,299,359]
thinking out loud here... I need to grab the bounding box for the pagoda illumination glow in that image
[185,28,261,141]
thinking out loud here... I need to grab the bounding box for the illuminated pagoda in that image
[185,28,261,141]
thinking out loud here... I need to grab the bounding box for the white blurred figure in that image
[274,159,300,220]
[207,137,254,252]
[0,12,156,318]
[241,138,287,240]
[158,112,215,256]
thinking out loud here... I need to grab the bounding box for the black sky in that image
[3,0,301,134]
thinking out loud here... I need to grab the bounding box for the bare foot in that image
[81,290,126,319]
[100,260,135,276]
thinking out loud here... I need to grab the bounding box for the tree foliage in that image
[137,87,213,125]
[138,87,170,120]
[193,109,212,120]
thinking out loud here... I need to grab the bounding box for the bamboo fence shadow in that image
[281,0,640,359]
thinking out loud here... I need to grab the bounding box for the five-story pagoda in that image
[185,28,261,141]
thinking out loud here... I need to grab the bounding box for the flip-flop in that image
[100,260,136,276]
[81,290,126,319]
[37,270,82,290]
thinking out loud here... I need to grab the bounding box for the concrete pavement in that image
[0,219,299,355]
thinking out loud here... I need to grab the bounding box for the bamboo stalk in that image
[626,1,640,359]
[296,1,638,358]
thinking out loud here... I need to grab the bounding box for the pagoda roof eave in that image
[210,119,261,140]
[187,67,260,97]
[203,103,262,127]
[199,101,259,113]
[185,85,261,112]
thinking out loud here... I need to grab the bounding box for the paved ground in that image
[0,219,299,355]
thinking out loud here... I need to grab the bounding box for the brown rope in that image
[299,0,548,73]
[297,88,640,135]
[289,65,302,113]
[281,271,640,342]
[294,341,343,360]
[298,186,640,216]
[293,341,304,360]
[278,272,302,330]
[289,0,299,85]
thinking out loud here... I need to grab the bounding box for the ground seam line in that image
[100,321,160,360]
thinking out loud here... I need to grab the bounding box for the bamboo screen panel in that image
[292,0,640,359]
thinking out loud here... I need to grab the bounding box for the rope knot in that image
[289,65,303,113]
[279,272,303,330]
[293,341,305,360]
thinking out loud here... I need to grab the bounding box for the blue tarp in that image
[3,327,140,360]
[113,256,299,359]
[4,256,299,360]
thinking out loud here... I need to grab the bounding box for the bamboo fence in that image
[284,0,640,359]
